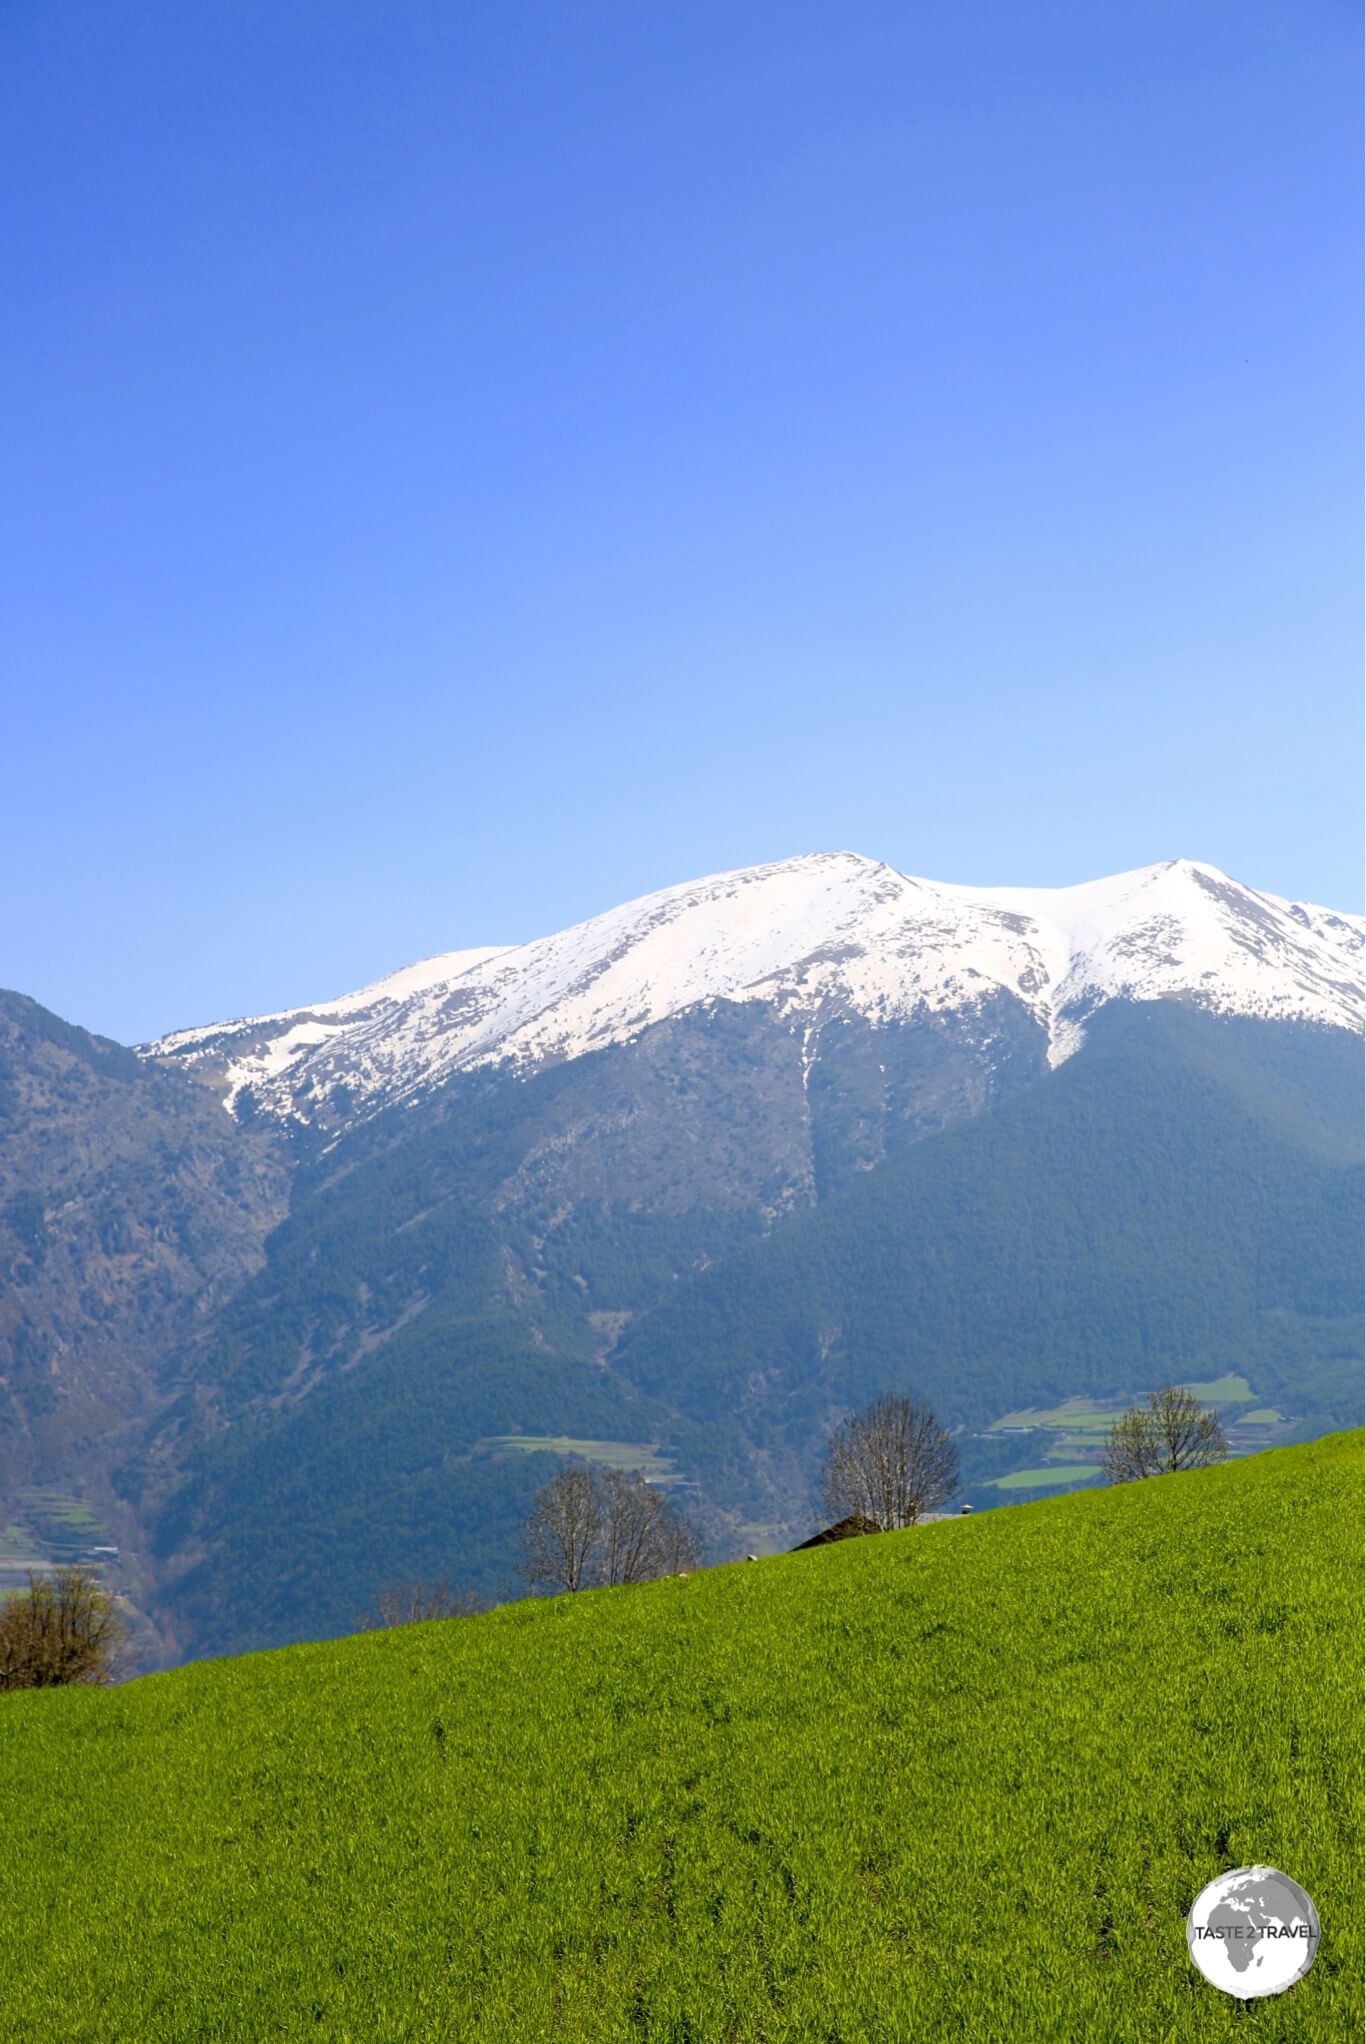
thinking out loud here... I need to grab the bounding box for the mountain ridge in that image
[142,851,1364,1133]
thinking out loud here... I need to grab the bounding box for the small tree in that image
[522,1464,699,1592]
[1101,1405,1158,1481]
[521,1465,604,1593]
[821,1394,958,1530]
[599,1470,699,1585]
[0,1566,127,1690]
[358,1578,485,1630]
[1102,1384,1228,1482]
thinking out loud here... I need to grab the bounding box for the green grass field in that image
[1181,1374,1256,1405]
[984,1461,1102,1489]
[0,1433,1360,2041]
[990,1394,1122,1431]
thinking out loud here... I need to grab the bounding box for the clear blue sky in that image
[4,1,1360,1043]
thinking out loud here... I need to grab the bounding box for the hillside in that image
[140,1002,1363,1656]
[0,991,288,1489]
[618,1004,1364,1450]
[1,1434,1360,2041]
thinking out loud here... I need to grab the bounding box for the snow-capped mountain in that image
[18,857,1361,1666]
[142,853,1364,1128]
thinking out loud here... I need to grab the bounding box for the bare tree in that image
[0,1566,127,1690]
[599,1470,699,1584]
[521,1464,700,1592]
[521,1465,604,1592]
[821,1394,958,1530]
[1100,1406,1157,1481]
[357,1578,485,1630]
[1102,1384,1228,1482]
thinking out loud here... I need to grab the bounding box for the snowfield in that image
[142,852,1365,1127]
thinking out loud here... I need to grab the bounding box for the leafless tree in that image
[357,1578,485,1630]
[599,1470,699,1584]
[0,1566,127,1689]
[1101,1406,1157,1481]
[521,1465,604,1592]
[1102,1384,1228,1482]
[521,1464,700,1592]
[1150,1383,1230,1472]
[821,1394,959,1529]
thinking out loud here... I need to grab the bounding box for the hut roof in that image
[790,1513,882,1551]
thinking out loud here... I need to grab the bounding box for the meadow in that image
[0,1432,1359,2041]
[479,1436,683,1484]
[0,1487,115,1602]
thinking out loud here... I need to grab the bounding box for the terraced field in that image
[0,1487,118,1600]
[478,1435,683,1484]
[981,1374,1300,1497]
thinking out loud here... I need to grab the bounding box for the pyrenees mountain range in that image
[1,852,1361,1663]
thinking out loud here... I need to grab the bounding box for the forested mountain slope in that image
[618,1005,1363,1444]
[138,1003,1362,1657]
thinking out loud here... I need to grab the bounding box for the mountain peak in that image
[142,854,1363,1128]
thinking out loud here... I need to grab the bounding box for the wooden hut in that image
[789,1513,882,1551]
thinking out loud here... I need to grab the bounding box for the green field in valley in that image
[0,1433,1360,2041]
[979,1375,1304,1498]
[0,1487,118,1601]
[478,1436,682,1483]
[1182,1375,1257,1404]
[986,1462,1103,1489]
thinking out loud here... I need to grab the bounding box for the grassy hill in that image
[1,1433,1360,2041]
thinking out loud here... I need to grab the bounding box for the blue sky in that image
[4,1,1360,1043]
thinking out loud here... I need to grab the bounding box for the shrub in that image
[1102,1383,1228,1481]
[0,1567,127,1690]
[357,1578,485,1629]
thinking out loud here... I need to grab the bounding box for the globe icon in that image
[1186,1866,1320,1998]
